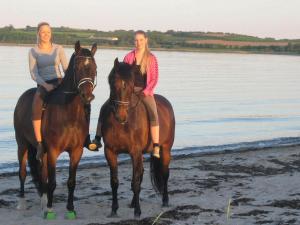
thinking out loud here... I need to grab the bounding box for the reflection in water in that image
[0,46,300,170]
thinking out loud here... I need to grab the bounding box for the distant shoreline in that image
[1,27,299,56]
[1,42,299,56]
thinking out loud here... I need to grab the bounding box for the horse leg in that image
[105,149,119,217]
[17,146,28,210]
[46,150,58,214]
[130,159,144,208]
[25,143,48,210]
[40,153,48,211]
[66,149,83,213]
[161,146,171,207]
[131,153,143,218]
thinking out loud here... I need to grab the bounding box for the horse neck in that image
[49,53,88,122]
[54,95,88,126]
[56,54,77,93]
[68,96,87,118]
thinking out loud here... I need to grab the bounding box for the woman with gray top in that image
[29,22,68,160]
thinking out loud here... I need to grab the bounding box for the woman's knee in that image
[143,95,159,125]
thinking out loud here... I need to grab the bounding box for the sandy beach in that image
[0,145,300,225]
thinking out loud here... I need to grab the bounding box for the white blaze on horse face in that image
[84,58,89,66]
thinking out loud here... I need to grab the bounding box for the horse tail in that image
[150,153,164,194]
[27,146,43,196]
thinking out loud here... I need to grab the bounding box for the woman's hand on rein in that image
[44,83,55,92]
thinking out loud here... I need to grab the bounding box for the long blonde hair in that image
[135,30,151,75]
[36,22,52,45]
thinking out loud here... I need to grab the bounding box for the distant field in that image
[0,26,299,55]
[187,39,289,47]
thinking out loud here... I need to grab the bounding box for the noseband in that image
[112,100,130,106]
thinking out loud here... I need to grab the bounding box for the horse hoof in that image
[134,208,141,218]
[65,210,77,220]
[134,212,141,219]
[162,202,169,208]
[108,212,119,218]
[44,211,56,220]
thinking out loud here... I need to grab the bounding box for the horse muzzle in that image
[80,91,95,104]
[114,108,128,125]
[115,114,128,125]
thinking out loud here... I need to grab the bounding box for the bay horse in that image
[14,41,97,218]
[100,58,175,217]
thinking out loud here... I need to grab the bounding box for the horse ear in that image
[114,57,119,68]
[91,43,97,56]
[75,41,81,54]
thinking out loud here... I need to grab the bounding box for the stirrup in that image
[84,135,99,152]
[88,139,102,151]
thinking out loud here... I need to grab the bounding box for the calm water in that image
[1,46,300,172]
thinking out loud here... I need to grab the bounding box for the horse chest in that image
[104,123,149,151]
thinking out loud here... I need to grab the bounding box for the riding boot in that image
[89,135,102,150]
[32,91,44,162]
[36,142,44,161]
[84,134,99,152]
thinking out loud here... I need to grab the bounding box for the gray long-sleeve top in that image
[28,44,68,85]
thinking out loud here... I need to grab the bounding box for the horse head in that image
[109,58,137,124]
[73,41,97,104]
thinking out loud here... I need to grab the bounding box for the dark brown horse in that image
[99,58,175,217]
[14,41,97,218]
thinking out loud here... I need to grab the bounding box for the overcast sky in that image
[1,0,299,39]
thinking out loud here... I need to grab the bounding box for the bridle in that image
[73,55,97,91]
[112,100,130,106]
[111,88,142,125]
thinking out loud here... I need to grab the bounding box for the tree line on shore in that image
[1,25,300,54]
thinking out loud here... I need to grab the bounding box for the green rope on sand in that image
[65,211,77,220]
[151,211,164,225]
[44,211,56,220]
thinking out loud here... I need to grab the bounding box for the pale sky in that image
[1,0,300,39]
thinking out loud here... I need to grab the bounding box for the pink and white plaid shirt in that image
[123,50,159,96]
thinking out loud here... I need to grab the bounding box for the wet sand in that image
[0,145,300,225]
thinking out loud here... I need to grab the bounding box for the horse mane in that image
[65,53,76,76]
[57,53,76,92]
[108,62,134,87]
[46,53,77,104]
